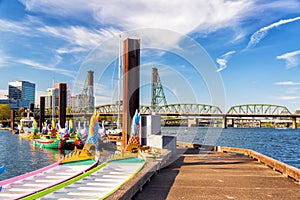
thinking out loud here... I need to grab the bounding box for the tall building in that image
[44,82,72,109]
[70,70,94,113]
[45,88,59,109]
[8,81,35,106]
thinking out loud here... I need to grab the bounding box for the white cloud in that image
[38,26,120,51]
[18,0,258,50]
[216,58,228,72]
[247,16,300,48]
[277,96,300,100]
[216,50,236,72]
[0,50,10,68]
[275,81,300,85]
[0,18,32,36]
[222,51,236,58]
[56,47,87,54]
[21,0,252,34]
[276,50,300,68]
[16,59,76,77]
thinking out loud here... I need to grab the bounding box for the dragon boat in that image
[0,150,98,199]
[0,112,101,199]
[1,110,147,199]
[22,110,146,200]
[31,119,83,150]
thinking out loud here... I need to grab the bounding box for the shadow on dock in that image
[133,153,184,200]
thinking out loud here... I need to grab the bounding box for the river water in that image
[162,127,300,169]
[0,127,300,181]
[0,130,58,181]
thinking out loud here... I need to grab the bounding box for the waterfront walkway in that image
[133,148,300,200]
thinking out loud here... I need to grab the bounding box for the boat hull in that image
[26,157,145,199]
[32,138,63,149]
[0,160,98,200]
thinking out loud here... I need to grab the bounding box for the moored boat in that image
[31,156,145,199]
[17,117,34,136]
[0,159,98,200]
[32,137,64,149]
[0,112,101,199]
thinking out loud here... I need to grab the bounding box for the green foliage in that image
[0,104,11,120]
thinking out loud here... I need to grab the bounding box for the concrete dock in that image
[130,147,300,200]
[108,145,300,200]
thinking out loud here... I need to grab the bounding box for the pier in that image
[109,143,300,200]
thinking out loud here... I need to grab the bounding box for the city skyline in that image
[0,1,300,112]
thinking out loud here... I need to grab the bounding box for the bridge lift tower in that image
[79,70,95,113]
[152,67,167,111]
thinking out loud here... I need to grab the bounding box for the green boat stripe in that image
[100,161,146,200]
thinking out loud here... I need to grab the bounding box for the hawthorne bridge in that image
[94,103,300,129]
[69,68,300,129]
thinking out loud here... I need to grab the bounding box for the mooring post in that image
[122,38,140,149]
[59,83,67,128]
[10,110,15,131]
[39,96,45,133]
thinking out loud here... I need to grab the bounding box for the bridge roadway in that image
[64,113,300,129]
[60,104,300,129]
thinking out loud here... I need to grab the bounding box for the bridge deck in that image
[133,148,300,200]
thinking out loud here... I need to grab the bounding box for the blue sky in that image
[0,0,300,112]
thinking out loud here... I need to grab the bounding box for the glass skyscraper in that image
[8,81,36,106]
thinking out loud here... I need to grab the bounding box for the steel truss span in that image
[227,104,291,115]
[96,103,223,115]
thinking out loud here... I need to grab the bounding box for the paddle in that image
[0,165,5,192]
[0,165,5,174]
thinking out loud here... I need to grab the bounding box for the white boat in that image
[18,117,34,135]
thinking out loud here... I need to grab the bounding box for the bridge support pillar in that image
[292,117,297,130]
[187,117,196,127]
[222,116,227,129]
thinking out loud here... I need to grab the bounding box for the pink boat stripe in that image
[0,161,60,185]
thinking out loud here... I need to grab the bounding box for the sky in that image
[0,0,300,113]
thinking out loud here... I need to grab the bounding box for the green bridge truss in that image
[227,104,291,115]
[95,103,292,115]
[96,103,223,115]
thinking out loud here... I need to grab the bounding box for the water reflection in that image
[0,130,58,180]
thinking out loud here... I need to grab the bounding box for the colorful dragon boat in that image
[0,112,101,199]
[0,110,147,199]
[26,119,83,150]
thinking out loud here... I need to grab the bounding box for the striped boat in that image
[25,157,145,199]
[0,159,98,199]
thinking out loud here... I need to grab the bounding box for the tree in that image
[0,104,11,121]
[18,107,25,117]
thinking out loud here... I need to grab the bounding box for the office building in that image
[8,80,35,107]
